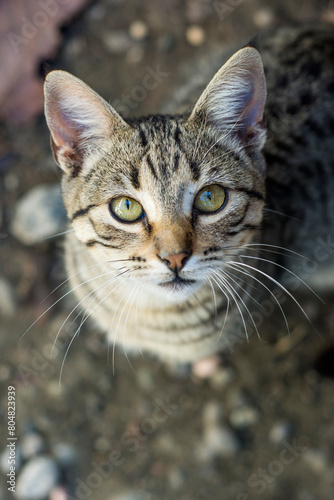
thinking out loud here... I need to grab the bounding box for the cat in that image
[43,24,334,368]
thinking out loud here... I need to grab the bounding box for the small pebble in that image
[136,367,154,391]
[269,421,292,444]
[0,445,22,474]
[229,405,260,429]
[157,34,175,52]
[15,456,59,500]
[50,487,70,500]
[302,449,328,474]
[209,366,235,390]
[103,31,133,54]
[52,443,77,467]
[0,278,17,317]
[253,9,275,28]
[168,467,184,490]
[203,401,223,427]
[129,20,148,41]
[88,4,106,20]
[192,355,220,378]
[185,25,206,46]
[21,432,45,459]
[198,425,240,460]
[126,46,145,64]
[11,184,67,245]
[94,435,111,452]
[321,10,334,23]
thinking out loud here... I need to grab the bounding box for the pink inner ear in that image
[50,104,83,150]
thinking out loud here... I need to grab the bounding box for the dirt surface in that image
[1,1,334,499]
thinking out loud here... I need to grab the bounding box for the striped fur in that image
[44,25,334,362]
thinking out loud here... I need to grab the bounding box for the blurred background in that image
[1,1,334,499]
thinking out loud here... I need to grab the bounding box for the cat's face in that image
[44,47,267,304]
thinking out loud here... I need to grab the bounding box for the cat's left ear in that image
[187,47,266,149]
[44,70,131,175]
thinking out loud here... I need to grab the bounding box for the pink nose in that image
[158,251,190,273]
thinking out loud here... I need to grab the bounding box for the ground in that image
[1,1,334,499]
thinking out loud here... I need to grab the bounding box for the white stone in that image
[15,456,59,500]
[11,184,67,245]
[21,432,45,459]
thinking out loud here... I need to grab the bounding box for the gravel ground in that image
[1,1,334,499]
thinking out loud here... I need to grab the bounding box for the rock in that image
[202,401,223,427]
[253,9,275,28]
[129,20,148,41]
[136,367,154,391]
[126,46,145,64]
[209,366,235,390]
[185,25,206,46]
[11,184,67,245]
[103,31,133,54]
[198,401,239,460]
[192,355,221,378]
[49,487,70,500]
[269,421,292,444]
[0,445,22,474]
[302,448,328,474]
[20,431,45,459]
[197,425,240,461]
[15,456,59,500]
[52,443,77,467]
[0,278,17,317]
[229,405,260,430]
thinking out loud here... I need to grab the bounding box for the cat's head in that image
[44,46,266,303]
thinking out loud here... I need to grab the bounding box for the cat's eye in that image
[109,196,144,222]
[194,184,227,213]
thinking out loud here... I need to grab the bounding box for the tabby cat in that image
[44,25,334,366]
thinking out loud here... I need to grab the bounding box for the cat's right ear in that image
[187,47,266,150]
[44,70,130,176]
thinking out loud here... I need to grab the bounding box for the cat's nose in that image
[158,251,191,273]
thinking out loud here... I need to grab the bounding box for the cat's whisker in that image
[73,267,129,334]
[239,243,313,262]
[122,281,147,374]
[58,322,81,386]
[39,228,75,241]
[210,272,250,342]
[20,266,128,341]
[263,208,301,222]
[52,268,131,355]
[199,106,250,163]
[226,262,291,337]
[206,276,217,326]
[229,260,319,334]
[41,260,129,305]
[192,114,208,162]
[203,140,251,166]
[110,278,137,374]
[238,254,324,301]
[135,282,146,339]
[221,269,265,310]
[215,270,261,340]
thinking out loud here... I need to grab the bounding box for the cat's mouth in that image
[159,277,196,290]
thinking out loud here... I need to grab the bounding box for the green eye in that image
[109,196,144,222]
[194,184,227,213]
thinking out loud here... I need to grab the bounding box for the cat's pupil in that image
[125,199,130,210]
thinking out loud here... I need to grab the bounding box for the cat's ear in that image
[44,70,130,175]
[188,47,267,149]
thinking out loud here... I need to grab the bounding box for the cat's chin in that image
[153,278,202,304]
